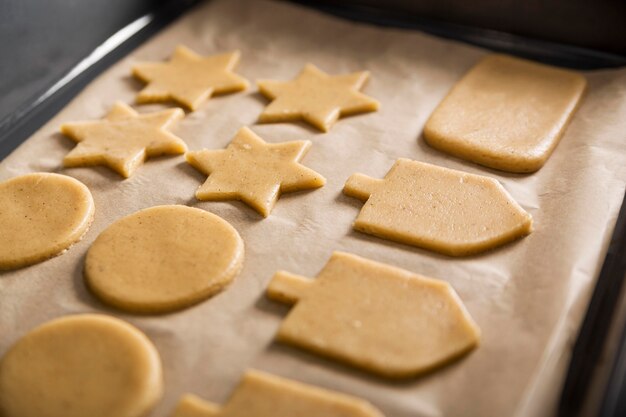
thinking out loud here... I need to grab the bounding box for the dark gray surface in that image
[0,0,193,161]
[297,0,626,56]
[0,0,163,123]
[294,0,626,69]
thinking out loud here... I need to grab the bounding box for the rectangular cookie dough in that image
[424,54,586,173]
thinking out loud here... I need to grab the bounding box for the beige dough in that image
[0,314,162,417]
[424,54,586,172]
[171,369,384,417]
[257,63,379,132]
[186,127,325,217]
[85,205,244,313]
[0,173,94,270]
[343,158,532,256]
[133,46,249,110]
[61,102,186,178]
[266,252,480,378]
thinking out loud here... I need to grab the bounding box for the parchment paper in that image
[1,1,626,416]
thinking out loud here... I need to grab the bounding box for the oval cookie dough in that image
[85,205,244,313]
[0,172,95,270]
[0,314,163,417]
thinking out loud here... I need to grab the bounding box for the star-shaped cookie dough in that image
[132,45,249,110]
[186,127,325,217]
[257,64,379,132]
[61,102,186,178]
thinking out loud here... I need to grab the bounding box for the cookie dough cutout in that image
[0,314,162,417]
[257,64,379,132]
[133,46,249,111]
[61,102,186,178]
[172,370,384,417]
[85,205,244,313]
[186,127,325,217]
[266,252,480,378]
[424,54,586,173]
[344,159,532,256]
[0,173,94,270]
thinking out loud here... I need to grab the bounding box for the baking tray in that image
[1,0,625,415]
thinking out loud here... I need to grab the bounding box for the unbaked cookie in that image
[171,369,384,417]
[424,54,586,172]
[257,64,379,132]
[85,205,244,313]
[266,252,480,378]
[0,314,162,417]
[186,127,325,217]
[343,158,532,256]
[0,173,94,270]
[61,102,186,178]
[133,46,248,110]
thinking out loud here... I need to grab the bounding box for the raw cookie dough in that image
[85,205,244,313]
[257,63,379,132]
[423,54,587,173]
[133,46,248,110]
[266,252,480,378]
[186,127,325,217]
[0,173,94,270]
[61,102,186,178]
[0,314,162,417]
[343,158,532,256]
[171,369,384,417]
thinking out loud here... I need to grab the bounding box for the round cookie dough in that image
[85,205,244,313]
[0,314,163,417]
[0,173,95,270]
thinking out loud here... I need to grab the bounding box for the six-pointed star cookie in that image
[61,102,186,178]
[132,45,249,110]
[186,127,326,217]
[257,64,379,132]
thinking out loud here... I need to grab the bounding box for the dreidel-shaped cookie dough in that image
[344,159,532,256]
[266,252,480,378]
[424,54,586,173]
[171,370,384,417]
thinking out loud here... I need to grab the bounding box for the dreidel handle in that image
[267,271,313,305]
[343,173,383,201]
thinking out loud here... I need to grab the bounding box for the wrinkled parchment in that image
[1,1,626,416]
